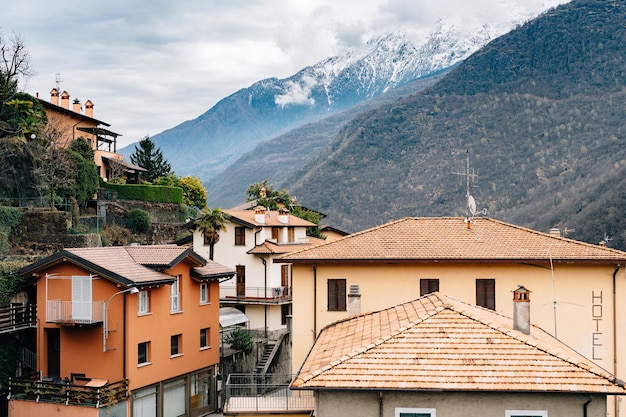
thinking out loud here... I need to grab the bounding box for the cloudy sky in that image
[4,0,568,148]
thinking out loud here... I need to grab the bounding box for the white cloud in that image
[275,76,318,108]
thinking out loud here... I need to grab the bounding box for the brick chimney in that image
[50,88,59,105]
[348,284,361,317]
[85,100,94,118]
[254,206,266,224]
[60,91,70,109]
[278,207,289,224]
[72,98,81,113]
[513,285,531,335]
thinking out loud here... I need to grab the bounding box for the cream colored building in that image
[279,217,626,416]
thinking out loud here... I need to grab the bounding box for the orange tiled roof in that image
[225,209,315,228]
[292,293,626,393]
[192,260,236,279]
[247,237,326,255]
[279,217,626,263]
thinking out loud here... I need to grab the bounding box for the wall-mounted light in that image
[103,287,139,352]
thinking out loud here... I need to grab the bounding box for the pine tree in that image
[130,135,172,182]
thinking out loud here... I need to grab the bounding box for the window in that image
[163,378,186,417]
[132,386,157,417]
[395,408,436,417]
[200,327,210,349]
[171,276,181,312]
[236,265,246,297]
[476,278,496,310]
[505,412,547,417]
[288,227,295,243]
[327,279,347,311]
[281,304,290,325]
[420,279,439,296]
[138,341,150,365]
[234,227,246,245]
[200,283,209,304]
[138,290,150,314]
[171,334,182,356]
[272,227,280,242]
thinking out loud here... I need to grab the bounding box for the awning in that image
[220,307,249,327]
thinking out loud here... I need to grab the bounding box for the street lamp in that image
[103,287,139,352]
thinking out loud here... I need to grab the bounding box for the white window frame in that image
[395,408,436,417]
[200,283,209,305]
[138,290,150,315]
[506,411,547,417]
[171,276,181,313]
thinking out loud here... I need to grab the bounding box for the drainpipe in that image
[254,229,261,246]
[123,293,128,380]
[379,391,383,417]
[262,257,267,340]
[313,265,317,338]
[584,395,592,417]
[614,264,620,417]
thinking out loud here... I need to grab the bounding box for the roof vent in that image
[513,285,531,335]
[348,284,361,317]
[549,228,561,237]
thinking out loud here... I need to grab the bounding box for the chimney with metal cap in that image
[348,284,361,317]
[513,285,531,335]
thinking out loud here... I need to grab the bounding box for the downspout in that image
[313,265,317,338]
[613,264,620,417]
[123,293,128,380]
[262,257,267,340]
[584,395,592,417]
[379,391,383,417]
[254,229,261,246]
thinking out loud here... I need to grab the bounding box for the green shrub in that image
[103,183,182,203]
[224,328,254,353]
[126,209,151,233]
[0,207,22,255]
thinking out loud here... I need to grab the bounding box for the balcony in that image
[8,373,128,408]
[46,300,104,325]
[224,374,314,415]
[0,304,36,335]
[220,286,291,305]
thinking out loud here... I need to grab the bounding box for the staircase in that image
[254,342,276,375]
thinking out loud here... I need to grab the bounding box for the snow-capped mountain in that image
[119,18,531,180]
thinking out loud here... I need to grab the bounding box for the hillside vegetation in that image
[286,0,626,249]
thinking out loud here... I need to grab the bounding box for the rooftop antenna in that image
[452,150,485,227]
[55,73,63,91]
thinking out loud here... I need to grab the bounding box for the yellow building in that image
[279,217,626,416]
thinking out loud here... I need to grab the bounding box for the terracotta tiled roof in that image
[192,260,236,280]
[247,238,326,255]
[225,209,315,228]
[279,217,626,263]
[20,245,207,286]
[292,293,626,393]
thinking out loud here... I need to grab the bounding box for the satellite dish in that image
[467,194,476,217]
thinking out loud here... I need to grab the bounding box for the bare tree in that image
[0,32,32,106]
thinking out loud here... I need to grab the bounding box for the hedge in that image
[103,183,183,203]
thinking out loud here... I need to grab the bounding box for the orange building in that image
[10,245,234,417]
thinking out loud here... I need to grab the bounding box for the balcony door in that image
[72,276,92,322]
[236,266,245,297]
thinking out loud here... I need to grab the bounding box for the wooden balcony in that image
[220,286,291,305]
[8,373,128,408]
[46,300,104,325]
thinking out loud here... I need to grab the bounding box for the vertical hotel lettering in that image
[592,290,603,360]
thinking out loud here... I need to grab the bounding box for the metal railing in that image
[8,375,128,408]
[46,300,104,325]
[0,304,37,334]
[220,286,292,302]
[224,374,314,413]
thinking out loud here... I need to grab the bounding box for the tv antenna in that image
[452,150,486,225]
[55,73,63,91]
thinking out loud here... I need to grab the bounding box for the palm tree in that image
[194,207,229,260]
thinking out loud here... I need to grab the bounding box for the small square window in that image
[171,334,182,356]
[200,328,210,349]
[234,227,245,245]
[420,279,439,296]
[138,341,150,365]
[395,408,436,417]
[200,283,209,304]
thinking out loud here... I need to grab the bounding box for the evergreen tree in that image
[130,135,171,182]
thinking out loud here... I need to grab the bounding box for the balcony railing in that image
[220,286,292,304]
[224,374,314,414]
[8,374,128,408]
[0,304,36,335]
[46,300,104,325]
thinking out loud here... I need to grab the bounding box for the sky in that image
[3,0,569,149]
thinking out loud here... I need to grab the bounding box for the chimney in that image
[512,285,531,335]
[72,98,81,113]
[254,206,266,224]
[260,187,266,198]
[347,284,361,317]
[60,91,70,109]
[549,228,561,237]
[50,88,59,105]
[278,207,289,224]
[85,100,94,118]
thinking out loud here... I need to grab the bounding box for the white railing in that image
[220,286,291,300]
[46,300,104,324]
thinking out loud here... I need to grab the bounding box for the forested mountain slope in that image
[287,0,626,249]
